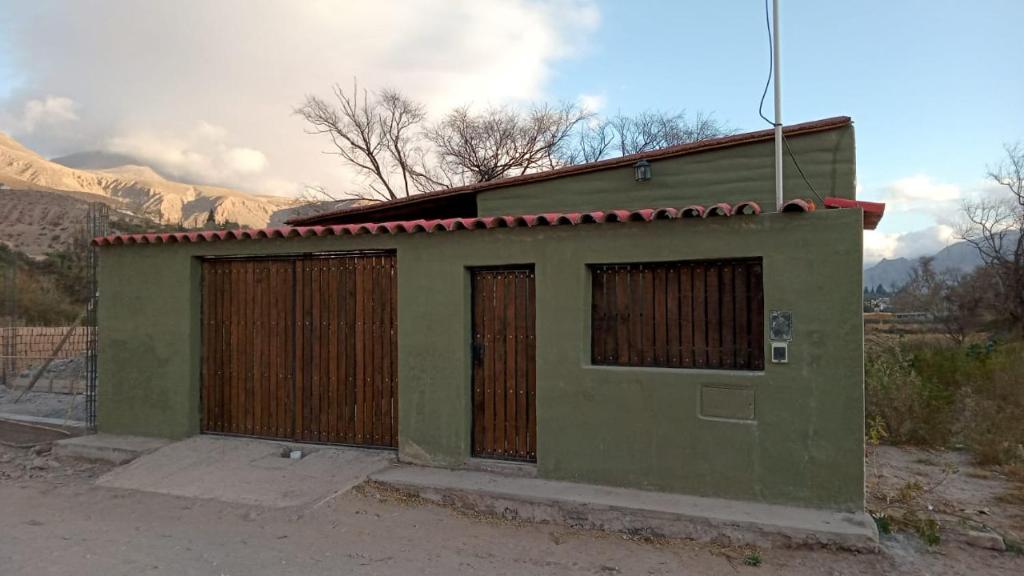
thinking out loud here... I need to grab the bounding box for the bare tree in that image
[426,103,592,183]
[296,83,437,201]
[890,258,986,345]
[607,110,731,156]
[557,110,731,165]
[958,142,1024,334]
[298,83,732,200]
[561,120,615,164]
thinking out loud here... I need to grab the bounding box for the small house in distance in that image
[93,116,884,515]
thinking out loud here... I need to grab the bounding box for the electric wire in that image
[758,0,773,127]
[758,0,824,204]
[783,135,823,204]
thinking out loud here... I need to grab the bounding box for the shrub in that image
[961,343,1024,466]
[865,338,960,446]
[0,243,89,325]
[866,338,1024,467]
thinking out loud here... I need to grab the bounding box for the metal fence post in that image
[86,202,109,430]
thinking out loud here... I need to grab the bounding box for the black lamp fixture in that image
[633,159,652,182]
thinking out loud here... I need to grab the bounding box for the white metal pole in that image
[773,0,784,211]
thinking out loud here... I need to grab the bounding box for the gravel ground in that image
[0,443,1021,575]
[867,445,1024,546]
[0,384,86,423]
[0,420,71,447]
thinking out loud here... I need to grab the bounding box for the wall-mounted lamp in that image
[633,159,652,182]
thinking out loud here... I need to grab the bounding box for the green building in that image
[94,116,884,513]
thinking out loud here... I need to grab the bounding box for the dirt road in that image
[0,444,1021,576]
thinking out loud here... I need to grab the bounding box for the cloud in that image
[578,93,606,113]
[106,122,270,187]
[885,175,962,205]
[862,174,975,264]
[860,173,1014,263]
[0,0,599,195]
[8,95,78,133]
[864,224,957,265]
[871,174,965,225]
[223,148,268,175]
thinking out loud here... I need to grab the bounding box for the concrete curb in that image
[53,433,172,464]
[370,466,879,552]
[0,412,87,428]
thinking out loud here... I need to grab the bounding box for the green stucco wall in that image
[475,126,856,216]
[98,208,865,512]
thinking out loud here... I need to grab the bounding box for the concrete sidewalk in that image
[370,466,879,551]
[96,435,395,508]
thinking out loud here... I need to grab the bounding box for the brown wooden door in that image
[201,253,397,447]
[202,258,296,440]
[471,267,536,462]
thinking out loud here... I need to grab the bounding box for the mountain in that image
[863,234,1018,290]
[0,188,137,255]
[0,131,303,234]
[51,150,163,174]
[864,257,915,291]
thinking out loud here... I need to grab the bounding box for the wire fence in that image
[0,326,90,394]
[0,202,107,428]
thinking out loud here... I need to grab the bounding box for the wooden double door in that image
[471,267,537,462]
[201,253,397,447]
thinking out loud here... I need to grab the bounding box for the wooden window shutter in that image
[591,259,764,370]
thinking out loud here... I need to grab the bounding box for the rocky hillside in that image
[0,188,98,255]
[0,131,302,231]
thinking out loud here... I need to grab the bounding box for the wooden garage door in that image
[201,253,397,447]
[471,267,536,462]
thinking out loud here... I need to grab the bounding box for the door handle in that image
[472,342,484,365]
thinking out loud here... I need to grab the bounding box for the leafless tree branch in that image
[298,83,733,200]
[957,141,1024,333]
[424,103,593,183]
[296,81,436,201]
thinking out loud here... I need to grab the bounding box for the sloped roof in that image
[287,116,853,226]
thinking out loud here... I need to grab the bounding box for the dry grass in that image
[865,334,1024,548]
[996,485,1024,506]
[866,337,1024,464]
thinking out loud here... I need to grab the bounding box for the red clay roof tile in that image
[822,197,885,230]
[94,200,824,247]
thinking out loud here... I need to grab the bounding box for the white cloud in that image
[223,148,268,175]
[578,93,605,113]
[194,122,228,143]
[106,122,271,187]
[871,174,965,225]
[0,0,600,195]
[863,231,898,265]
[14,95,78,133]
[860,173,1012,263]
[863,225,957,265]
[885,175,962,205]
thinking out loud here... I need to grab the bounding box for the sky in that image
[0,0,1020,264]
